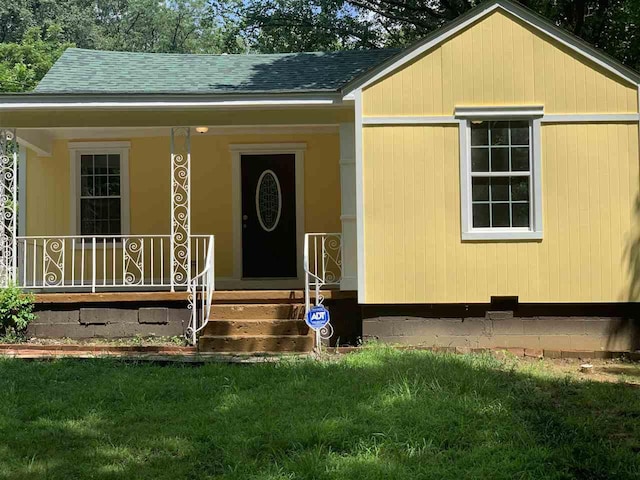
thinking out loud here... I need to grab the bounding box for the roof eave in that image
[0,91,350,111]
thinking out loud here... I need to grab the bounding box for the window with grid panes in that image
[469,120,532,229]
[79,154,122,235]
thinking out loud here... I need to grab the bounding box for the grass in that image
[0,347,639,479]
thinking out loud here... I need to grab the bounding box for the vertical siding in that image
[363,123,640,303]
[362,10,638,116]
[25,132,341,278]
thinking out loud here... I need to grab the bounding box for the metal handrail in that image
[304,233,342,349]
[187,235,215,345]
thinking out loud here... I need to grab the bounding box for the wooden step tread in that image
[198,334,314,353]
[211,304,305,320]
[200,334,311,340]
[203,319,311,336]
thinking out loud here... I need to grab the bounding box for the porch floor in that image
[33,289,357,304]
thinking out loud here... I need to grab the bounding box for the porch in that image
[0,122,356,348]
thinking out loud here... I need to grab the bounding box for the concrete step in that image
[203,319,311,337]
[211,303,305,320]
[198,335,314,353]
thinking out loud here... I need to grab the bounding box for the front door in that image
[241,154,297,278]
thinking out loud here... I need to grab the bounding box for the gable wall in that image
[362,10,638,116]
[359,8,640,304]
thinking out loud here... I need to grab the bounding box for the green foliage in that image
[0,285,35,342]
[0,25,73,92]
[244,0,640,70]
[242,0,379,52]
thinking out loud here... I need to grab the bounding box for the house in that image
[0,0,638,353]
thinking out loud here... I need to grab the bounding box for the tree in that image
[242,0,379,52]
[243,0,640,70]
[0,25,74,93]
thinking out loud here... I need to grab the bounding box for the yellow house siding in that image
[362,123,640,303]
[362,10,638,116]
[25,132,341,279]
[25,143,70,236]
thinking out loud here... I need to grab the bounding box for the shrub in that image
[0,285,36,342]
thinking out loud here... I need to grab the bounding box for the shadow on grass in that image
[0,348,639,479]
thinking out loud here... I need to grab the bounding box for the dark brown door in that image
[241,154,297,278]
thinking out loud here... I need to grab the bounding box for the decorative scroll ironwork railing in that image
[15,234,212,292]
[304,233,342,349]
[0,129,17,287]
[187,235,215,345]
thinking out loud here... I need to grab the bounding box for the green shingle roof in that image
[34,48,399,95]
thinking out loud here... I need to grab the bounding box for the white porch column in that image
[0,129,17,287]
[339,123,357,291]
[170,127,191,289]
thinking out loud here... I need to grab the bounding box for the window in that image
[69,142,130,236]
[80,154,122,235]
[457,107,542,240]
[470,120,531,228]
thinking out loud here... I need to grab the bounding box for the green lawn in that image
[0,348,638,479]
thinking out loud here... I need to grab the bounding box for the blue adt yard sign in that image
[305,305,330,330]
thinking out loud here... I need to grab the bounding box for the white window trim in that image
[68,141,131,236]
[457,107,543,241]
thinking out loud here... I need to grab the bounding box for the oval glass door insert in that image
[255,169,282,232]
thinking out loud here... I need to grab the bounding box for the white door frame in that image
[230,143,306,289]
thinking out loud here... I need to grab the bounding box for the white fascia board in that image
[0,94,344,111]
[343,0,639,96]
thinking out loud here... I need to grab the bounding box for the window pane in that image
[471,122,489,146]
[473,204,490,228]
[511,177,530,201]
[471,148,489,172]
[512,203,530,227]
[81,176,94,196]
[491,203,510,227]
[109,219,121,234]
[472,178,489,201]
[94,155,108,174]
[81,199,97,221]
[512,147,529,171]
[108,199,121,220]
[81,221,94,235]
[491,178,509,201]
[107,155,120,174]
[491,148,509,172]
[95,175,108,196]
[80,155,93,174]
[107,175,120,196]
[510,121,529,145]
[94,220,109,234]
[490,121,509,145]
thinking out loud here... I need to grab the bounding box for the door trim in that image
[230,143,306,287]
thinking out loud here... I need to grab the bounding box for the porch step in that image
[210,303,305,320]
[198,334,314,353]
[203,319,310,337]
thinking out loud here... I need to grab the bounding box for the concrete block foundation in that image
[30,302,190,339]
[362,304,640,352]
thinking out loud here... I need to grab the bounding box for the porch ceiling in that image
[19,125,340,142]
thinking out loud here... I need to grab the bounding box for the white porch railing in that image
[304,233,342,349]
[15,234,213,292]
[187,235,215,345]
